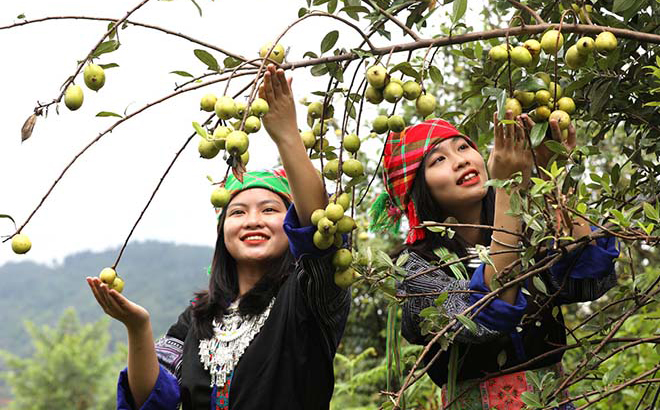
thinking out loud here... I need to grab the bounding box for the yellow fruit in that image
[402,81,422,100]
[373,115,389,134]
[313,230,334,250]
[11,234,32,254]
[541,30,564,54]
[565,45,587,69]
[342,159,364,178]
[336,215,356,234]
[531,105,551,121]
[548,82,562,99]
[110,277,125,293]
[416,94,436,118]
[325,203,345,222]
[556,97,576,114]
[244,116,261,133]
[332,248,353,269]
[366,64,387,88]
[365,86,384,104]
[317,217,337,235]
[575,37,595,56]
[510,46,533,67]
[99,267,117,285]
[342,133,361,153]
[535,89,551,105]
[488,45,509,63]
[215,96,237,120]
[334,267,357,289]
[549,110,571,130]
[301,130,316,149]
[595,31,618,54]
[200,94,217,112]
[250,98,269,117]
[323,159,340,180]
[240,151,249,165]
[211,187,232,208]
[310,209,326,226]
[64,85,84,111]
[225,130,249,155]
[514,90,535,108]
[259,42,285,64]
[505,98,522,117]
[198,138,221,159]
[523,39,541,57]
[383,82,404,103]
[83,64,105,91]
[233,101,247,119]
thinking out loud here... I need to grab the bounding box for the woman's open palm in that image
[86,277,150,331]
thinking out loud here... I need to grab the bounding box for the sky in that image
[0,0,422,267]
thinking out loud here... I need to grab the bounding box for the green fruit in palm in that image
[488,45,509,63]
[565,45,587,69]
[323,159,340,180]
[198,138,221,159]
[523,39,541,57]
[250,98,269,117]
[514,90,535,108]
[225,130,249,155]
[244,116,261,133]
[416,94,436,118]
[301,130,316,149]
[549,110,571,130]
[595,32,617,54]
[366,64,387,88]
[310,209,326,226]
[317,217,337,235]
[541,30,564,54]
[313,231,334,250]
[387,115,406,133]
[110,277,125,293]
[383,82,404,103]
[211,187,231,208]
[365,86,384,104]
[215,96,237,120]
[556,97,576,114]
[575,37,595,56]
[64,85,84,111]
[510,46,533,67]
[83,64,106,91]
[342,133,361,153]
[332,248,353,269]
[325,203,345,222]
[99,267,117,285]
[535,89,551,105]
[342,158,364,178]
[334,267,357,289]
[336,215,356,234]
[373,115,389,134]
[259,42,285,64]
[200,94,217,112]
[402,81,422,100]
[505,98,522,117]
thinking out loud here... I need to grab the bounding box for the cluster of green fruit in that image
[99,267,125,293]
[64,64,106,111]
[11,233,32,255]
[363,64,437,133]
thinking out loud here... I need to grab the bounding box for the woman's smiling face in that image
[423,137,488,211]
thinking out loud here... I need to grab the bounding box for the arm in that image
[86,277,160,409]
[260,64,327,226]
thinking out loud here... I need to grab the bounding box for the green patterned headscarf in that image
[214,168,292,216]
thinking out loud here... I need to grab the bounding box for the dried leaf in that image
[21,114,37,142]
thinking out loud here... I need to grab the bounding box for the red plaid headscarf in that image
[372,118,476,244]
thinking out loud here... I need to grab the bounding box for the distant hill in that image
[0,241,212,358]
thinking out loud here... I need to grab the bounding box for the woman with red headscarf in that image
[371,111,619,408]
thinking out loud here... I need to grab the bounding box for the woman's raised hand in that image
[86,277,150,331]
[521,115,576,171]
[259,64,299,145]
[487,110,533,186]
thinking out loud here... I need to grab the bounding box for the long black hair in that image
[191,194,295,340]
[404,157,495,262]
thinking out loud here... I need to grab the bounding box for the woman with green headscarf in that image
[86,64,349,409]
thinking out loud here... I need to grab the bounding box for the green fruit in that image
[308,101,324,119]
[332,248,353,269]
[211,187,232,208]
[510,46,533,67]
[372,115,389,134]
[313,231,334,250]
[565,45,586,69]
[388,77,403,86]
[301,130,316,149]
[310,209,326,226]
[83,64,105,91]
[323,159,340,180]
[488,45,509,63]
[595,31,617,54]
[212,126,231,150]
[313,121,330,137]
[215,96,237,120]
[335,193,351,210]
[365,86,384,104]
[110,277,125,293]
[64,85,84,111]
[200,94,217,112]
[531,105,551,121]
[259,42,285,64]
[250,98,269,117]
[416,94,436,118]
[366,64,387,88]
[575,37,595,56]
[535,89,552,105]
[198,138,221,159]
[523,39,541,56]
[342,133,361,153]
[11,234,31,254]
[240,151,249,165]
[225,130,249,155]
[387,115,406,133]
[244,116,261,133]
[549,110,571,130]
[313,137,329,152]
[317,217,337,235]
[505,98,522,117]
[548,82,562,99]
[233,101,247,119]
[556,97,576,114]
[342,158,364,178]
[325,203,345,222]
[334,267,357,289]
[383,82,404,103]
[402,81,422,100]
[514,90,535,108]
[336,215,356,234]
[333,233,343,248]
[99,267,117,285]
[541,30,564,54]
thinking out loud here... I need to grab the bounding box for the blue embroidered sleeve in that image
[283,204,343,260]
[546,228,619,303]
[468,264,528,332]
[117,365,180,410]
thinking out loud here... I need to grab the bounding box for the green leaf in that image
[194,49,219,71]
[170,70,194,77]
[530,122,548,148]
[327,0,338,13]
[95,111,123,118]
[189,0,202,16]
[311,64,329,77]
[434,292,448,306]
[91,40,119,58]
[0,214,17,228]
[98,63,119,69]
[577,203,587,214]
[17,13,25,19]
[429,65,443,84]
[451,0,467,23]
[395,252,409,267]
[643,202,659,222]
[520,391,543,408]
[339,5,369,13]
[532,276,548,295]
[496,350,507,367]
[455,314,478,335]
[613,0,636,12]
[517,76,548,92]
[192,121,208,139]
[223,57,241,69]
[389,62,420,81]
[303,51,318,59]
[320,30,339,54]
[544,140,567,155]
